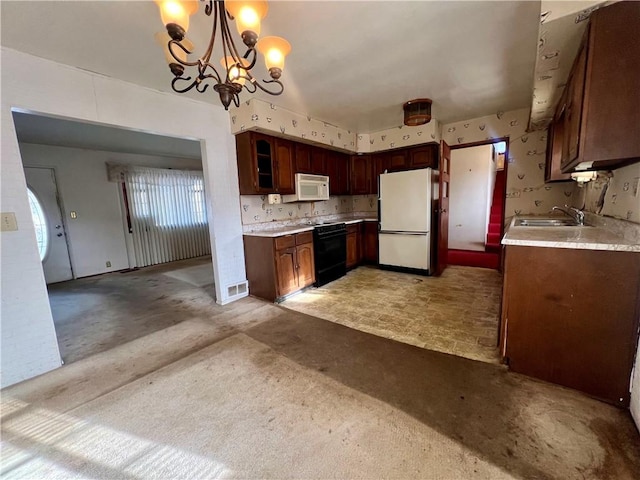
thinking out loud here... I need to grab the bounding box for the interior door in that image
[24,167,73,283]
[434,141,450,276]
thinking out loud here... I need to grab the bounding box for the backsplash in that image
[574,163,640,224]
[442,108,576,217]
[240,195,378,225]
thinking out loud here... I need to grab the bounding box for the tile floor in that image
[281,266,503,364]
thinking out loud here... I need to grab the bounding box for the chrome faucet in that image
[552,205,585,225]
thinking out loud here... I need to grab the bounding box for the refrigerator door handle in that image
[379,231,429,235]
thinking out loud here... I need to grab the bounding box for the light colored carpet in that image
[2,334,510,479]
[163,262,214,288]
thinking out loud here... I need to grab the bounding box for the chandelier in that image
[155,0,291,110]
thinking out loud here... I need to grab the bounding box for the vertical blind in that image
[124,166,210,267]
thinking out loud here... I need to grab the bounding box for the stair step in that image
[490,213,502,223]
[485,243,501,253]
[487,232,501,244]
[488,224,501,235]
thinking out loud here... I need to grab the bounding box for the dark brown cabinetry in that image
[349,155,372,194]
[558,1,640,172]
[362,221,379,264]
[545,101,572,182]
[237,131,439,195]
[500,245,640,406]
[346,224,362,268]
[243,231,315,301]
[236,132,295,195]
[326,151,350,195]
[294,143,312,173]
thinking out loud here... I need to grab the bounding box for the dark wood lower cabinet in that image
[362,221,379,264]
[244,232,315,302]
[346,224,361,268]
[500,245,640,407]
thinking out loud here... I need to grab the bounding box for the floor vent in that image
[227,281,249,299]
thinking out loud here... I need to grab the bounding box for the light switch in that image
[70,211,77,219]
[1,212,18,232]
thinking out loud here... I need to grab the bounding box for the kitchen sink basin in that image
[514,218,587,227]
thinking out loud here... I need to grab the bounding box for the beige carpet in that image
[3,297,640,479]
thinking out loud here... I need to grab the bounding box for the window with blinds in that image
[123,167,211,267]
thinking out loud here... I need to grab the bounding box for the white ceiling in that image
[1,1,541,133]
[12,111,203,159]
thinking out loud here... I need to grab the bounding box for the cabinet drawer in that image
[346,224,360,234]
[274,235,295,250]
[295,231,313,245]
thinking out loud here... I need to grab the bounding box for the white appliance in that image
[282,173,329,203]
[379,168,433,274]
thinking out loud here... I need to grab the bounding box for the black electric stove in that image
[313,223,347,287]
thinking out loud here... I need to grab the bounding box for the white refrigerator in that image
[378,168,432,274]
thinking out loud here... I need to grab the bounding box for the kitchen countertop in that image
[243,217,378,237]
[502,215,640,252]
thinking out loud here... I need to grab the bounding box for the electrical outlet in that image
[1,212,18,231]
[70,211,77,219]
[106,261,111,268]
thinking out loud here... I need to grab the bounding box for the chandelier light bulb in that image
[155,0,199,39]
[226,0,268,43]
[257,36,291,73]
[220,56,249,86]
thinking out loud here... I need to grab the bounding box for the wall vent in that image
[227,281,249,300]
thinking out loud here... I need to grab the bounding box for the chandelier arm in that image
[197,60,223,84]
[204,0,214,16]
[242,80,258,93]
[171,75,200,93]
[167,40,200,67]
[254,79,285,96]
[198,0,220,67]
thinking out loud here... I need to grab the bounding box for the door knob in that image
[55,225,62,229]
[57,233,63,237]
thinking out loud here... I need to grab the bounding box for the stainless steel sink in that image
[514,218,587,227]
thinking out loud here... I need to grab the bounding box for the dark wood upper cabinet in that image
[388,150,408,171]
[409,145,437,169]
[349,155,371,195]
[326,151,350,195]
[370,153,388,195]
[294,143,312,173]
[274,138,295,194]
[310,147,326,175]
[545,103,572,182]
[560,1,640,172]
[236,132,276,195]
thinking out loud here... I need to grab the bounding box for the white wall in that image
[19,143,202,279]
[449,145,494,251]
[0,48,246,388]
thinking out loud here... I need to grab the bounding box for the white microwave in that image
[282,173,330,203]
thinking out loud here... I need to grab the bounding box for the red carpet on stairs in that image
[448,170,505,270]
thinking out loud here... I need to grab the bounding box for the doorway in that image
[447,138,509,270]
[15,111,218,365]
[24,167,74,283]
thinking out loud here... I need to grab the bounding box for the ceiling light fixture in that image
[403,99,432,126]
[155,0,291,110]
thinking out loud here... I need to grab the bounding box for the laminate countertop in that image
[243,217,378,238]
[502,216,640,252]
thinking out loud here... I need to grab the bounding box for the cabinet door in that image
[388,150,408,171]
[545,118,571,182]
[311,147,326,175]
[346,232,358,268]
[274,138,295,194]
[362,222,378,264]
[295,143,312,173]
[349,155,371,194]
[562,43,587,168]
[296,243,315,288]
[335,152,350,194]
[325,151,339,195]
[275,247,299,297]
[370,153,388,195]
[253,133,276,192]
[409,145,436,169]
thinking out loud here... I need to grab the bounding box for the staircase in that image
[485,169,505,253]
[447,169,505,270]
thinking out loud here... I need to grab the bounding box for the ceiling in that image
[1,1,541,133]
[12,111,203,159]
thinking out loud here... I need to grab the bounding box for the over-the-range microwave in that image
[282,174,330,203]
